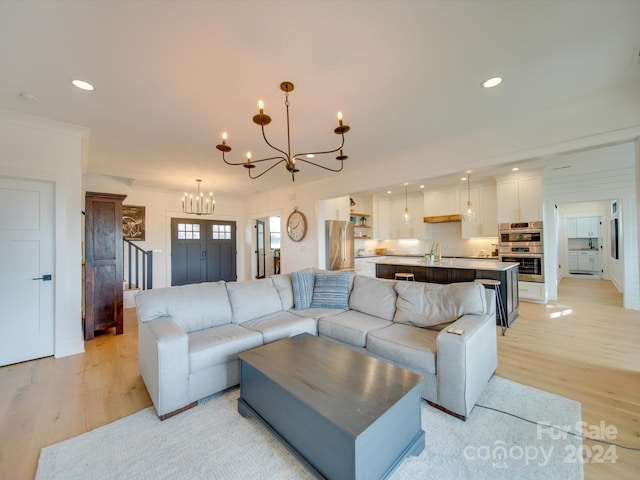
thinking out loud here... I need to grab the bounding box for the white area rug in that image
[36,377,583,480]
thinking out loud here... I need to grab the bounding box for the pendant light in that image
[463,171,476,222]
[403,183,412,224]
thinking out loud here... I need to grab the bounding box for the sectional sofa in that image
[135,270,497,420]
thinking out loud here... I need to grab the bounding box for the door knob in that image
[32,274,52,281]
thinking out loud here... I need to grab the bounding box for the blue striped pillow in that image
[292,271,315,311]
[310,273,351,309]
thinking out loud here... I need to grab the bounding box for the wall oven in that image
[498,221,543,247]
[499,221,544,283]
[500,247,544,283]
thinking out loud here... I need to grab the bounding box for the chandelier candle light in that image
[216,81,350,181]
[182,179,215,215]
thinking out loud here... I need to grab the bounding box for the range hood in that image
[423,214,462,223]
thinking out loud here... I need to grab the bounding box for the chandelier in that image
[182,179,215,215]
[216,81,350,181]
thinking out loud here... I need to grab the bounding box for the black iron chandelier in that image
[216,81,350,181]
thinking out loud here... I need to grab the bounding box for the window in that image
[177,223,200,240]
[269,216,281,249]
[212,223,232,240]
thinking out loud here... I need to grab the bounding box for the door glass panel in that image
[212,224,231,240]
[177,223,200,240]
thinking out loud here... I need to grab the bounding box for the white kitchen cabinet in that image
[389,193,425,239]
[519,281,545,303]
[373,197,391,239]
[568,250,600,273]
[424,187,460,217]
[568,217,600,238]
[496,175,542,223]
[578,251,600,272]
[461,184,498,238]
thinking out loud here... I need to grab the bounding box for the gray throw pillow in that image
[292,271,315,310]
[309,272,351,310]
[394,281,487,327]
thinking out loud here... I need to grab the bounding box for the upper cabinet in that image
[567,216,600,238]
[374,193,425,239]
[373,197,391,239]
[496,174,542,223]
[424,187,460,217]
[460,184,498,238]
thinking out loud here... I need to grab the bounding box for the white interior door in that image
[0,177,54,366]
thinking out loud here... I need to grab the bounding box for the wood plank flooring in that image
[0,278,638,479]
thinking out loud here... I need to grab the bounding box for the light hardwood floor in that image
[0,277,638,479]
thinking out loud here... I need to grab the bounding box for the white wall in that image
[82,173,247,286]
[0,110,86,358]
[544,142,639,309]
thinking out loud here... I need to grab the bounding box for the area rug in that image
[36,376,583,480]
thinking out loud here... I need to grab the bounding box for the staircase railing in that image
[123,239,153,290]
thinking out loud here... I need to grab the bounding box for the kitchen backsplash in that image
[355,222,498,257]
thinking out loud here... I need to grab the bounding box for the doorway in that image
[252,215,281,278]
[170,218,237,285]
[0,177,54,366]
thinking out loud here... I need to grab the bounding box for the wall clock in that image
[287,208,307,242]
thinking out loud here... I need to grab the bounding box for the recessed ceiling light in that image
[72,79,95,91]
[482,77,502,88]
[512,167,519,171]
[461,177,467,181]
[305,154,315,159]
[387,190,392,194]
[419,185,424,189]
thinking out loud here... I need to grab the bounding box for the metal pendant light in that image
[463,171,476,222]
[403,183,412,224]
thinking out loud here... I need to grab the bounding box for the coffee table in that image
[237,333,425,480]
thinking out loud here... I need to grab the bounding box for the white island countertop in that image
[371,257,519,272]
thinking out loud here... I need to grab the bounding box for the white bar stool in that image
[394,272,415,281]
[475,278,507,336]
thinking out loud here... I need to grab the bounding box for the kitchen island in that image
[374,257,519,326]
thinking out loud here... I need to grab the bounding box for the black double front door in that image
[171,218,237,286]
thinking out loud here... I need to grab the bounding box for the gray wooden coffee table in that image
[237,333,425,480]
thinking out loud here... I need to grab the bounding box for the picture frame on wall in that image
[123,205,145,241]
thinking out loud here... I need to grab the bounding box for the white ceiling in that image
[1,1,639,197]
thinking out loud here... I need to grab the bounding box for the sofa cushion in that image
[291,271,315,310]
[135,281,232,333]
[349,275,397,321]
[394,281,487,327]
[188,323,263,374]
[310,272,351,309]
[318,310,392,348]
[242,311,316,343]
[226,278,283,324]
[270,274,294,310]
[366,323,438,375]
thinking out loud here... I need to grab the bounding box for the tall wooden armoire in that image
[84,192,127,340]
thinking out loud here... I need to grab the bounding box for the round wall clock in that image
[286,208,307,242]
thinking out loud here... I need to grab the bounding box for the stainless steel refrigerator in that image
[325,220,355,270]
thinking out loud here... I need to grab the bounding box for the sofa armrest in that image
[138,317,190,417]
[435,296,498,418]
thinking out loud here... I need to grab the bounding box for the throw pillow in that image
[291,271,315,310]
[349,275,397,320]
[393,281,487,327]
[309,272,351,310]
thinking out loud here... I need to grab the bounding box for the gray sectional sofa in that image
[135,271,497,420]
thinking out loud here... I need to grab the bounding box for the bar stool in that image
[394,272,415,281]
[475,279,507,336]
